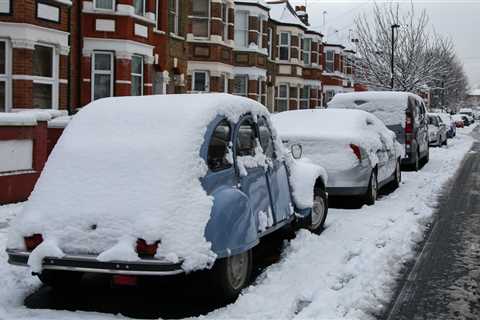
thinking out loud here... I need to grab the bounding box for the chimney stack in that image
[295,5,309,26]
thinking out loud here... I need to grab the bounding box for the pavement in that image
[385,126,480,320]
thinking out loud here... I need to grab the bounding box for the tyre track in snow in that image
[384,126,480,320]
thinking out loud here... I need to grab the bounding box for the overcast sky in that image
[290,0,480,90]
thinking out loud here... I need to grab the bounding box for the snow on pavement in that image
[0,125,477,320]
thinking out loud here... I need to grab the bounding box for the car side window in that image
[207,120,232,172]
[257,117,275,159]
[236,118,257,157]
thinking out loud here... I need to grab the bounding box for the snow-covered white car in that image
[427,113,448,147]
[273,109,402,205]
[436,113,456,138]
[6,94,328,300]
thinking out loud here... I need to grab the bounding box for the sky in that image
[290,0,480,91]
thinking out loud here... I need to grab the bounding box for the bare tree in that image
[354,2,468,108]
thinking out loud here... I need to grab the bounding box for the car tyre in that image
[364,170,378,206]
[308,187,328,234]
[413,150,421,171]
[37,270,84,290]
[391,159,402,189]
[210,250,252,302]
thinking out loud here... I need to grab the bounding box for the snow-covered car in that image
[6,94,328,300]
[328,91,430,171]
[452,114,465,128]
[272,109,402,206]
[427,113,448,147]
[459,108,475,123]
[436,113,456,138]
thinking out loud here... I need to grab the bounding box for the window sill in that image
[169,33,185,41]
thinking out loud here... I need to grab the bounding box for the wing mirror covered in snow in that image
[291,144,303,160]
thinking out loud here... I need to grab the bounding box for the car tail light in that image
[350,144,362,161]
[112,275,138,286]
[136,239,159,258]
[24,234,43,251]
[405,114,413,144]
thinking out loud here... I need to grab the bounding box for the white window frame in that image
[233,75,248,97]
[32,43,58,109]
[191,0,211,39]
[93,0,115,11]
[131,55,144,96]
[279,32,291,62]
[276,83,289,112]
[220,73,228,93]
[133,0,145,16]
[302,38,312,65]
[91,51,114,101]
[221,1,229,41]
[192,70,210,93]
[168,0,179,34]
[326,50,335,73]
[0,39,12,112]
[267,27,273,59]
[258,16,264,49]
[258,78,266,105]
[300,86,310,109]
[235,11,249,48]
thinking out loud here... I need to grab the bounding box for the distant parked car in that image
[6,94,328,300]
[427,113,448,147]
[328,91,429,171]
[459,108,474,121]
[273,109,402,206]
[452,114,465,128]
[436,113,456,138]
[461,115,471,126]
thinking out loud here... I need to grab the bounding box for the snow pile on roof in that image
[328,91,419,127]
[47,115,72,129]
[267,1,307,28]
[468,88,480,96]
[238,0,269,8]
[13,109,68,121]
[273,109,399,171]
[8,94,269,272]
[0,113,37,126]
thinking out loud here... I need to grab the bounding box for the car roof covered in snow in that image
[328,91,423,126]
[8,94,269,272]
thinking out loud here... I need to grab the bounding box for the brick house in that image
[0,0,360,113]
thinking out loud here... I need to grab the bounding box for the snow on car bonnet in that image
[328,91,419,127]
[8,94,269,272]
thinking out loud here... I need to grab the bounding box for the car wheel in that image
[37,270,84,290]
[308,187,328,234]
[391,160,402,189]
[210,250,252,302]
[443,137,448,146]
[364,170,378,206]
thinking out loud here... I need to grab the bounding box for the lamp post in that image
[390,24,400,90]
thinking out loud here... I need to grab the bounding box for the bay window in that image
[94,0,114,10]
[326,50,335,73]
[0,0,11,13]
[300,86,310,109]
[33,45,56,109]
[235,11,248,48]
[302,38,311,65]
[276,84,289,112]
[92,51,114,100]
[192,71,209,92]
[133,0,145,16]
[233,75,248,96]
[131,55,143,96]
[258,79,266,105]
[221,2,228,41]
[279,32,290,61]
[192,0,210,38]
[267,28,273,59]
[168,0,179,34]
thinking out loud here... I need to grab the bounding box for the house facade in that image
[0,0,361,113]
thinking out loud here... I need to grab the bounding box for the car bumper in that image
[6,249,184,276]
[327,186,368,196]
[326,164,371,196]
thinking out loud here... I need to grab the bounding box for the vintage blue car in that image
[7,94,327,300]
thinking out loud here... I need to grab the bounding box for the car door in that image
[257,117,293,224]
[234,116,275,233]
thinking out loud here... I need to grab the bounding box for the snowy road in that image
[0,124,477,320]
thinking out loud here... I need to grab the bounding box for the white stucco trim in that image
[187,61,234,78]
[83,38,154,61]
[0,22,69,54]
[83,1,156,25]
[233,66,267,79]
[275,76,315,87]
[234,4,269,17]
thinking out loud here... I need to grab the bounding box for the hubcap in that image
[226,252,249,290]
[311,195,325,229]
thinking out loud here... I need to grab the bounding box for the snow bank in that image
[7,94,269,272]
[328,91,420,127]
[48,115,72,129]
[273,109,400,171]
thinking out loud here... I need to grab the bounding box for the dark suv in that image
[328,91,430,171]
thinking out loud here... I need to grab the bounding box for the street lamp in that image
[391,24,400,90]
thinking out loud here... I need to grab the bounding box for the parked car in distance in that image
[6,94,328,301]
[452,114,465,128]
[328,91,429,171]
[427,113,448,147]
[436,113,456,138]
[461,115,471,126]
[272,109,402,206]
[459,108,475,123]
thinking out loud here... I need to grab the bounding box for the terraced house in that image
[0,0,361,113]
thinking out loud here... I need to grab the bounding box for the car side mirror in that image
[291,144,303,160]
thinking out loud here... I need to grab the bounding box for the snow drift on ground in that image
[0,125,476,320]
[272,109,401,172]
[328,91,422,127]
[7,94,270,272]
